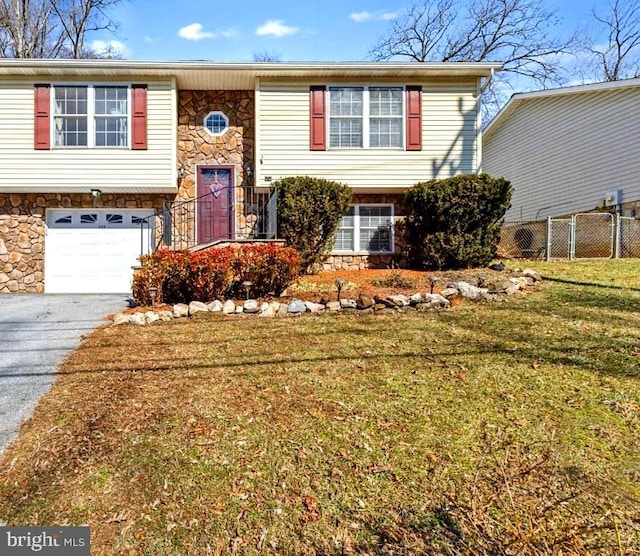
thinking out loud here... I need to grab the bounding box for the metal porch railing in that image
[138,186,277,255]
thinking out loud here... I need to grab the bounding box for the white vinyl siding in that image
[483,86,640,222]
[257,80,479,190]
[0,79,175,193]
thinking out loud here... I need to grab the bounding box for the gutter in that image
[479,66,495,94]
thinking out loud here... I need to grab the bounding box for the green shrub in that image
[271,176,352,272]
[403,174,512,269]
[132,245,300,305]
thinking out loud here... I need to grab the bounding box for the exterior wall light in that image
[90,189,102,198]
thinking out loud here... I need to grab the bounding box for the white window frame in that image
[327,85,405,150]
[333,204,395,254]
[51,83,132,149]
[203,111,229,137]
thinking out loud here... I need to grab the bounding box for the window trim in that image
[327,85,405,150]
[51,83,132,149]
[333,203,395,254]
[203,110,229,137]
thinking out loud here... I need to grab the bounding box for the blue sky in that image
[95,0,611,63]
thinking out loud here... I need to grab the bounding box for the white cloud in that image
[256,19,299,37]
[90,39,130,58]
[178,23,215,41]
[221,27,239,39]
[350,10,397,22]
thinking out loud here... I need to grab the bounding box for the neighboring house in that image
[0,59,500,294]
[483,78,640,223]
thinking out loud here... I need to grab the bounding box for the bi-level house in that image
[0,60,500,293]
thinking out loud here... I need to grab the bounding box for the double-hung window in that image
[53,85,129,148]
[334,205,394,253]
[94,86,128,147]
[328,86,403,149]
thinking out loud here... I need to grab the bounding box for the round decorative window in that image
[204,111,229,136]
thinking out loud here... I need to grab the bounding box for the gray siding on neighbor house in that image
[483,85,640,222]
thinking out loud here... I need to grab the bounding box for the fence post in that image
[546,216,552,262]
[569,216,576,260]
[614,213,620,259]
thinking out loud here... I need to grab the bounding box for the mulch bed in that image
[287,267,516,300]
[126,267,524,312]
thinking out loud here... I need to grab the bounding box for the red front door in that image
[197,166,234,244]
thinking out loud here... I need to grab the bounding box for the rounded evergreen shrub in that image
[271,176,352,272]
[403,174,512,269]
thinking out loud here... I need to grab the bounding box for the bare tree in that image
[588,0,640,81]
[0,0,124,58]
[368,0,580,118]
[252,50,281,62]
[50,0,121,58]
[0,1,62,57]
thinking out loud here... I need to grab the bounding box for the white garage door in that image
[45,209,154,293]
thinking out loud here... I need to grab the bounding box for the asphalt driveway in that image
[0,294,130,456]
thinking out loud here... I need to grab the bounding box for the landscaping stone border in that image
[111,269,542,326]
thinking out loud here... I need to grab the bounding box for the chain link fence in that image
[499,213,640,260]
[548,218,571,259]
[619,216,640,257]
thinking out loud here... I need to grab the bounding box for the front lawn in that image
[1,260,639,554]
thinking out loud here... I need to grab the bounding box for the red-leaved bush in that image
[231,243,300,298]
[133,244,300,305]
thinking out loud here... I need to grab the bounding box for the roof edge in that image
[484,76,640,139]
[0,58,502,76]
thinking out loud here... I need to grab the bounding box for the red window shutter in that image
[405,86,422,151]
[310,86,326,151]
[131,84,148,150]
[34,84,51,150]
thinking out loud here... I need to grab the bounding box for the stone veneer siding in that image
[0,193,174,293]
[322,193,408,271]
[175,91,255,244]
[176,91,255,246]
[177,90,254,199]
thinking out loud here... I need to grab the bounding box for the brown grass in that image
[1,259,639,554]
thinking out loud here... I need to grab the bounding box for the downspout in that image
[480,67,495,94]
